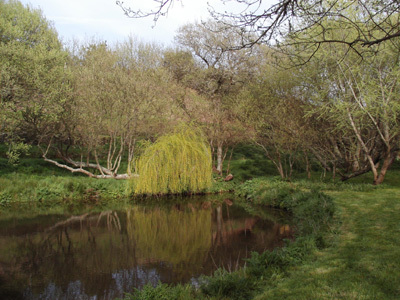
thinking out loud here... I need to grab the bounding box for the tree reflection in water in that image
[0,200,292,300]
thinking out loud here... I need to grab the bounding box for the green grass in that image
[255,188,400,299]
[0,157,129,213]
[119,282,195,300]
[223,144,280,182]
[230,169,400,299]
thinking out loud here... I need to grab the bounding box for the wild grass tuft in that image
[119,282,194,300]
[199,269,257,300]
[246,236,316,277]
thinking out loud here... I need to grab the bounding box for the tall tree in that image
[299,34,400,184]
[132,125,212,194]
[0,0,70,147]
[172,20,259,174]
[237,53,311,179]
[42,38,176,179]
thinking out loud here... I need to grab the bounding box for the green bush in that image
[132,125,212,195]
[226,144,278,181]
[238,179,335,240]
[234,177,269,199]
[290,189,335,238]
[200,269,256,300]
[0,191,12,207]
[246,236,316,277]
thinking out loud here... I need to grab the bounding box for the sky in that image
[19,0,254,46]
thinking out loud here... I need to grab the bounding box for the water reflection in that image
[0,199,292,300]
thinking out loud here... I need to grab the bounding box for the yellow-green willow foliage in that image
[131,125,212,194]
[126,206,212,279]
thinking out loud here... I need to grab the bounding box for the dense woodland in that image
[1,0,400,185]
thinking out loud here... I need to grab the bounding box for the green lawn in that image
[257,188,400,299]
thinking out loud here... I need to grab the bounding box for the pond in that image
[0,195,293,300]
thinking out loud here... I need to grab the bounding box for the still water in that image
[0,196,292,300]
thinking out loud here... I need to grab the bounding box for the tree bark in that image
[43,157,131,179]
[216,141,223,175]
[347,110,379,182]
[305,154,311,179]
[374,150,398,185]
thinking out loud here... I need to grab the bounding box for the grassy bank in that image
[0,158,128,212]
[255,187,400,299]
[0,143,298,210]
[241,170,400,299]
[120,170,400,299]
[0,157,236,213]
[2,153,400,299]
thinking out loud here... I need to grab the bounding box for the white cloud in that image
[19,0,276,45]
[20,0,208,45]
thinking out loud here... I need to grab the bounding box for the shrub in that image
[200,269,256,300]
[0,191,12,207]
[246,237,316,277]
[290,189,335,238]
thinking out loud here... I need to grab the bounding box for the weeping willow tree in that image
[131,125,212,194]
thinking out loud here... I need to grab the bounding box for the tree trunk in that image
[332,163,336,180]
[305,154,311,179]
[374,150,398,185]
[276,154,285,179]
[225,147,234,176]
[309,148,332,172]
[216,141,223,175]
[347,110,380,183]
[43,157,131,179]
[340,165,371,181]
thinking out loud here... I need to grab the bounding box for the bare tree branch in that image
[117,0,400,60]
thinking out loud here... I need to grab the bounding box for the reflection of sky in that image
[190,276,202,289]
[23,267,161,300]
[24,281,98,300]
[112,267,161,294]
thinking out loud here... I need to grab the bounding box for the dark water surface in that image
[0,196,292,300]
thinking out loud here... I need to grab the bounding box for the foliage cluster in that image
[132,126,212,195]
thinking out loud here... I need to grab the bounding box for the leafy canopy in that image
[131,125,212,195]
[0,0,69,143]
